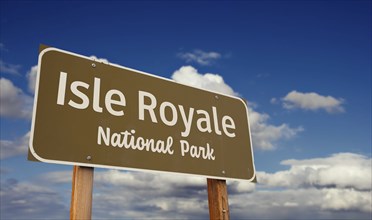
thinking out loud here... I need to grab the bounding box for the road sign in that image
[29,46,256,181]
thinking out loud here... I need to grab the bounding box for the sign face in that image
[29,46,256,181]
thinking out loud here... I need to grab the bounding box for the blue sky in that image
[1,0,371,219]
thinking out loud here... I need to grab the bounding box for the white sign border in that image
[29,46,256,182]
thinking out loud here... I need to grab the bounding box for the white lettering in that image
[179,139,215,160]
[180,140,189,157]
[57,73,238,139]
[93,77,103,113]
[196,110,212,133]
[212,106,222,135]
[179,105,194,138]
[57,72,126,116]
[97,126,110,145]
[97,126,174,155]
[160,102,177,126]
[138,91,158,123]
[105,89,126,116]
[57,72,67,105]
[68,81,89,109]
[222,115,236,138]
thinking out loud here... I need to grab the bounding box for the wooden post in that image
[70,166,94,220]
[207,178,230,220]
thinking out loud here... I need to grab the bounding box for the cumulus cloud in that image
[228,180,256,194]
[0,60,21,75]
[0,78,33,119]
[230,152,372,218]
[321,188,371,212]
[248,107,303,150]
[89,55,109,64]
[0,178,69,219]
[0,132,30,159]
[26,65,38,94]
[258,152,372,191]
[95,169,206,189]
[6,152,370,219]
[172,66,238,96]
[178,50,222,66]
[172,66,302,150]
[230,188,322,219]
[230,187,371,219]
[39,171,72,184]
[31,170,196,219]
[279,90,345,113]
[93,170,208,219]
[37,169,254,219]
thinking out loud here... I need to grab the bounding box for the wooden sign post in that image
[70,166,94,220]
[207,178,230,220]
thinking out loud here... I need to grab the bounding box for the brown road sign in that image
[29,46,256,181]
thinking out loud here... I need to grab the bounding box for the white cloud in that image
[92,170,208,219]
[39,171,72,184]
[38,169,253,218]
[10,152,371,219]
[178,50,222,66]
[230,152,372,218]
[172,66,237,96]
[0,178,69,219]
[94,169,206,190]
[93,152,371,218]
[258,152,372,191]
[0,78,33,119]
[26,65,38,94]
[280,90,345,113]
[230,187,371,219]
[228,180,256,193]
[172,66,302,150]
[90,55,109,64]
[230,188,321,219]
[0,60,21,75]
[321,188,371,212]
[248,108,303,150]
[0,132,30,159]
[0,172,244,219]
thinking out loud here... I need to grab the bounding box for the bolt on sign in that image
[29,45,256,181]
